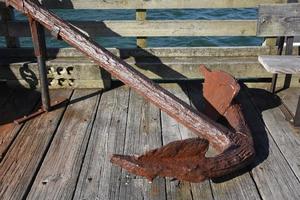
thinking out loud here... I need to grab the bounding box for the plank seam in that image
[117,87,131,200]
[0,94,40,162]
[249,171,264,200]
[244,87,300,187]
[159,104,168,200]
[22,90,75,200]
[71,90,103,200]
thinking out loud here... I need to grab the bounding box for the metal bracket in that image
[51,25,61,40]
[14,98,68,124]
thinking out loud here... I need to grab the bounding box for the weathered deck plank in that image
[187,83,261,200]
[26,89,101,199]
[249,88,300,183]
[117,89,166,200]
[0,87,40,160]
[242,88,300,200]
[162,83,214,200]
[0,90,72,200]
[1,83,300,199]
[278,88,300,116]
[73,86,130,200]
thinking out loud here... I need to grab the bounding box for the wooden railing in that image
[0,0,288,47]
[0,0,298,89]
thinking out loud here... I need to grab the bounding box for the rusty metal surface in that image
[6,0,255,182]
[14,97,68,124]
[111,66,255,182]
[28,16,51,111]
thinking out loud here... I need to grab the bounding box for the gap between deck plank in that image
[26,89,101,200]
[0,90,73,200]
[117,88,166,200]
[73,86,131,200]
[247,88,300,186]
[161,83,214,200]
[0,87,40,161]
[242,87,300,200]
[277,88,300,116]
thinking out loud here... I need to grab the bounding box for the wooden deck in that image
[1,83,300,200]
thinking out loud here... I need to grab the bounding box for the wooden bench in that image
[257,3,300,126]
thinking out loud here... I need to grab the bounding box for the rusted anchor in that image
[6,0,255,182]
[111,66,255,182]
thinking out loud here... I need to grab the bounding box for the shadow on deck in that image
[0,83,300,200]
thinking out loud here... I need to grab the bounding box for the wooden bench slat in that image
[257,3,300,37]
[258,55,300,74]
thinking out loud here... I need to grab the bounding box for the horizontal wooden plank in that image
[0,0,287,9]
[258,55,300,74]
[257,3,300,36]
[0,46,273,58]
[0,20,257,37]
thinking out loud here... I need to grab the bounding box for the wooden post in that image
[0,7,20,47]
[136,9,147,48]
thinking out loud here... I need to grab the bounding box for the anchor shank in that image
[7,0,232,151]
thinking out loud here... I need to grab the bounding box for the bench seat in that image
[258,55,300,74]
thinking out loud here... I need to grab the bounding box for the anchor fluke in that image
[111,138,209,182]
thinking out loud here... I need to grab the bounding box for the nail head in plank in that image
[0,87,40,160]
[161,83,214,200]
[27,89,101,199]
[0,90,72,200]
[118,88,166,200]
[242,88,300,199]
[74,86,130,200]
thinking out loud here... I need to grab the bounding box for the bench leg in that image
[294,95,300,127]
[270,73,278,94]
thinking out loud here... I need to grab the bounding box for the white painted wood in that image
[258,55,300,74]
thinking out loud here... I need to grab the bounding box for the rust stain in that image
[111,66,255,182]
